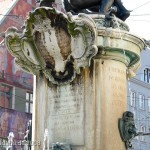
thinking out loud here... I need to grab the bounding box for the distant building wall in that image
[0,106,32,149]
[0,46,33,89]
[127,49,150,150]
[0,1,34,148]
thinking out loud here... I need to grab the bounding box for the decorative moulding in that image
[5,8,98,85]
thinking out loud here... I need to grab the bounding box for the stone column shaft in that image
[32,58,126,150]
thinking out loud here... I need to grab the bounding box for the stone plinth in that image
[33,58,127,150]
[5,8,145,150]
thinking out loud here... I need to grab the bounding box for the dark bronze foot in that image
[118,10,131,21]
[40,0,54,7]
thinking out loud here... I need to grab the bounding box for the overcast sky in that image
[122,0,150,40]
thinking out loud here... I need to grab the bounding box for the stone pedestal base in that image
[32,58,126,150]
[5,8,145,150]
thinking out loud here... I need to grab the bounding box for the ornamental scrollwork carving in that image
[5,7,98,85]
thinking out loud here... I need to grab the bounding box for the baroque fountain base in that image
[5,8,145,150]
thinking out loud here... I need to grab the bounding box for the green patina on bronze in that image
[118,111,137,149]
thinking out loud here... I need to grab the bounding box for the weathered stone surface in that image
[33,58,127,150]
[5,9,146,150]
[5,8,98,85]
[47,83,84,145]
[98,59,126,150]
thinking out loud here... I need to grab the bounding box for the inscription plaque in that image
[108,66,126,106]
[48,83,84,145]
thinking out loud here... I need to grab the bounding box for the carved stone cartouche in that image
[5,8,98,85]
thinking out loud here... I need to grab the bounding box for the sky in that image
[0,0,150,40]
[122,0,150,40]
[0,0,17,21]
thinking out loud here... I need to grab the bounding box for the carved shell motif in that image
[5,7,98,85]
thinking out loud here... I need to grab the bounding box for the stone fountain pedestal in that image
[5,8,145,150]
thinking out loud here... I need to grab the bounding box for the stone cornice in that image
[129,78,150,89]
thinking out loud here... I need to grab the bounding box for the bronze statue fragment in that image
[62,0,130,21]
[118,111,137,149]
[39,0,130,21]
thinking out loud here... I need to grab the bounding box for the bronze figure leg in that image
[68,0,100,10]
[40,0,55,7]
[100,0,114,14]
[114,0,130,21]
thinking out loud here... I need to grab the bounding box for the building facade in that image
[127,48,150,150]
[0,0,37,149]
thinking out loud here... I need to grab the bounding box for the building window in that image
[130,91,136,107]
[25,92,33,113]
[140,126,146,141]
[148,97,150,112]
[0,84,12,108]
[139,94,145,110]
[144,68,150,83]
